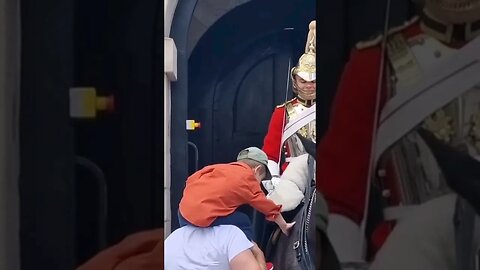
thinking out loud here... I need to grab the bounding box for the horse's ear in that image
[297,134,316,157]
[418,127,480,214]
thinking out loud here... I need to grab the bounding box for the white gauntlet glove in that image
[262,176,281,194]
[267,154,310,212]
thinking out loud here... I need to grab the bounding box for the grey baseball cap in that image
[237,147,272,180]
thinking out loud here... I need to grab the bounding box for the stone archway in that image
[163,0,180,237]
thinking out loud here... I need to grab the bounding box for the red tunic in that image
[317,20,423,251]
[262,99,301,173]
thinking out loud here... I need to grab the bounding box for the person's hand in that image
[250,242,267,270]
[77,229,164,270]
[280,221,296,236]
[261,180,275,194]
[270,176,281,186]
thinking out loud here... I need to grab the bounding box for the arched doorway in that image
[170,0,315,233]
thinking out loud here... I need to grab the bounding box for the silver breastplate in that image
[285,102,316,158]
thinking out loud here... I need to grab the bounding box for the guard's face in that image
[295,75,316,100]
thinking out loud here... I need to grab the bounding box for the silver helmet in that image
[291,21,316,101]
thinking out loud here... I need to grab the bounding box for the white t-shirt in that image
[164,225,254,270]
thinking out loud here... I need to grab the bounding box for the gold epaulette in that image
[355,16,419,50]
[276,98,296,108]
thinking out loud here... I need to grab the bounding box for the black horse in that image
[264,136,341,270]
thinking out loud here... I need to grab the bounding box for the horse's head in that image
[418,128,480,215]
[298,134,316,158]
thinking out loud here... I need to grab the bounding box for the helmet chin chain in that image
[293,82,316,102]
[297,90,316,101]
[297,94,316,102]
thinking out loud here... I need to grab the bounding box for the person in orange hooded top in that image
[178,147,295,242]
